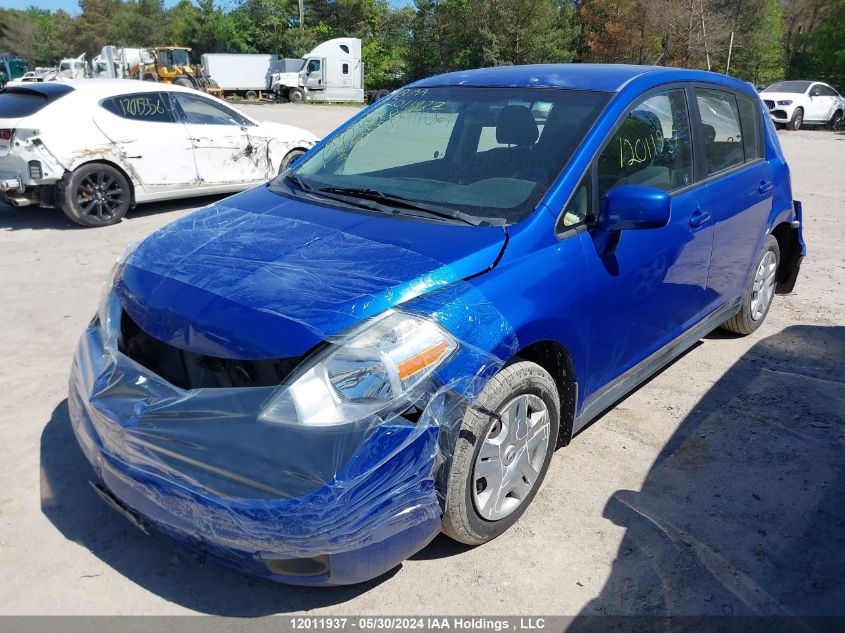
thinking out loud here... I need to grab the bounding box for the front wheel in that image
[288,88,304,104]
[279,148,307,173]
[721,235,780,335]
[786,107,803,131]
[60,163,131,227]
[830,110,843,131]
[442,359,560,545]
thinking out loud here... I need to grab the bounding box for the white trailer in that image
[270,37,365,103]
[201,54,276,99]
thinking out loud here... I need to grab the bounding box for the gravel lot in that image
[0,103,842,616]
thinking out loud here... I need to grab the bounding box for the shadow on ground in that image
[573,325,845,619]
[0,195,226,231]
[39,400,395,615]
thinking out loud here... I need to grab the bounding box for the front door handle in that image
[690,209,711,228]
[758,180,773,194]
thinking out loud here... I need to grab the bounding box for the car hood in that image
[759,92,802,102]
[255,120,319,144]
[116,185,507,359]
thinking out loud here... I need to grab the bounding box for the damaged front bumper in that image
[68,323,444,585]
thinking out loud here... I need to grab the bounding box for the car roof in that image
[12,78,202,99]
[411,64,756,94]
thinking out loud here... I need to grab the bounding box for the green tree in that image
[728,0,785,85]
[115,0,167,47]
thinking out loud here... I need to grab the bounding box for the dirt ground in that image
[0,104,842,616]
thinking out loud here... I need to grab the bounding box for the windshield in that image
[161,50,190,67]
[765,81,811,94]
[285,86,610,224]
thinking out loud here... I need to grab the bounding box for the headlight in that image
[777,100,793,106]
[259,310,458,426]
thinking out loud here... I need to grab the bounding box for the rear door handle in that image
[690,209,711,228]
[758,180,773,194]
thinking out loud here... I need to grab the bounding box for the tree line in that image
[1,0,843,91]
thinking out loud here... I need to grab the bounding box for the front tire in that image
[60,163,131,228]
[830,110,843,131]
[442,359,560,545]
[721,234,780,335]
[786,107,803,131]
[279,148,307,173]
[288,88,305,104]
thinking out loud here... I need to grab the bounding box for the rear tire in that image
[830,110,843,132]
[786,107,803,131]
[246,90,258,101]
[442,359,560,545]
[721,235,780,335]
[60,163,131,228]
[288,88,304,104]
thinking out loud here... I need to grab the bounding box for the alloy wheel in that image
[76,171,126,222]
[472,393,550,521]
[750,250,777,321]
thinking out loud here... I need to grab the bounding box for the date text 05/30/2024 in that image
[289,617,548,631]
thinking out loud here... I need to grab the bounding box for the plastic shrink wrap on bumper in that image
[69,202,517,585]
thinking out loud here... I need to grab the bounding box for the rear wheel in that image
[830,110,843,131]
[245,90,258,101]
[60,163,131,228]
[442,359,560,545]
[786,107,803,131]
[721,235,780,335]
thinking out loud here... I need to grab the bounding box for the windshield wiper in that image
[317,186,504,227]
[282,172,311,191]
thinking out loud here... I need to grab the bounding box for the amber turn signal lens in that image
[396,341,451,380]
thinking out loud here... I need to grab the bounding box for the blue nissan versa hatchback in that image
[69,64,804,585]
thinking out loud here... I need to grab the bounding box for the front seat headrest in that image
[496,105,539,146]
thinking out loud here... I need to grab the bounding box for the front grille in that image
[118,310,303,390]
[764,99,775,109]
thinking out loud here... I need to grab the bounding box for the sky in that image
[4,0,412,13]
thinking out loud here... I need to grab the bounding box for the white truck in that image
[201,53,279,99]
[269,37,366,103]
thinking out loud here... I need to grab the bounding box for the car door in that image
[693,87,772,313]
[578,85,714,396]
[172,92,271,186]
[304,58,324,90]
[805,83,834,121]
[93,91,199,192]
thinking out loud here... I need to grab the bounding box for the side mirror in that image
[598,184,671,233]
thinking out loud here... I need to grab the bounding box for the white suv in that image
[760,80,844,131]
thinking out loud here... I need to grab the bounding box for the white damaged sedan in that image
[0,80,318,226]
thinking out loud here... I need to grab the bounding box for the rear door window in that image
[695,88,745,175]
[101,92,176,123]
[597,88,694,199]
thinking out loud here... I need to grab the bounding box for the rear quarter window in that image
[737,94,763,161]
[0,92,51,117]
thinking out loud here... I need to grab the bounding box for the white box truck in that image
[269,38,366,103]
[201,53,276,99]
